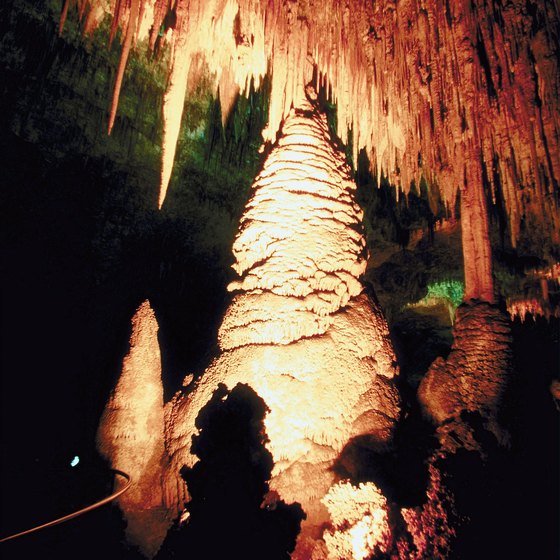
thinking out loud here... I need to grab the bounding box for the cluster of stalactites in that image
[60,0,559,244]
[219,98,367,348]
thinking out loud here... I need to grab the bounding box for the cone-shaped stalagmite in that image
[165,94,401,557]
[97,300,170,556]
[418,302,512,449]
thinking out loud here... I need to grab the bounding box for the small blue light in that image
[70,455,80,467]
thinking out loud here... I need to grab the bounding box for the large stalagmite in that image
[165,95,401,557]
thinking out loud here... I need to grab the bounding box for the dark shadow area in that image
[332,409,438,510]
[433,317,560,560]
[156,383,304,560]
[0,502,143,560]
[0,449,142,560]
[0,129,149,558]
[0,126,231,558]
[391,306,454,394]
[149,232,230,401]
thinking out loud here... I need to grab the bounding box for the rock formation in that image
[34,0,558,556]
[418,302,513,450]
[97,300,170,557]
[59,0,559,256]
[165,94,401,557]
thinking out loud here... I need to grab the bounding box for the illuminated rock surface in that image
[418,302,513,449]
[321,481,390,560]
[165,100,400,556]
[60,0,559,251]
[97,300,170,556]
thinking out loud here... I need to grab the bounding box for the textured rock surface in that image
[96,300,170,555]
[459,164,494,303]
[418,302,512,448]
[321,481,390,560]
[165,101,400,555]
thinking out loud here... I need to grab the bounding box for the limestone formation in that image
[60,0,559,249]
[165,99,401,556]
[51,0,560,555]
[418,302,513,450]
[97,300,170,556]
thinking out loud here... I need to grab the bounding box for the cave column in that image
[460,160,494,303]
[419,157,512,447]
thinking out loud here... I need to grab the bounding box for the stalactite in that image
[108,0,124,48]
[107,0,140,135]
[159,2,190,208]
[58,0,71,36]
[59,0,559,242]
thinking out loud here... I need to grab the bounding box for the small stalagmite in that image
[165,92,401,557]
[97,300,170,556]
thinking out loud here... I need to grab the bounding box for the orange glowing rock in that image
[507,296,560,322]
[505,263,560,321]
[321,481,390,560]
[165,98,400,555]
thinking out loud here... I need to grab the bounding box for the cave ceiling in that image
[1,0,559,319]
[54,0,560,249]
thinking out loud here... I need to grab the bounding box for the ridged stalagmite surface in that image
[165,102,400,555]
[418,302,513,448]
[222,95,367,347]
